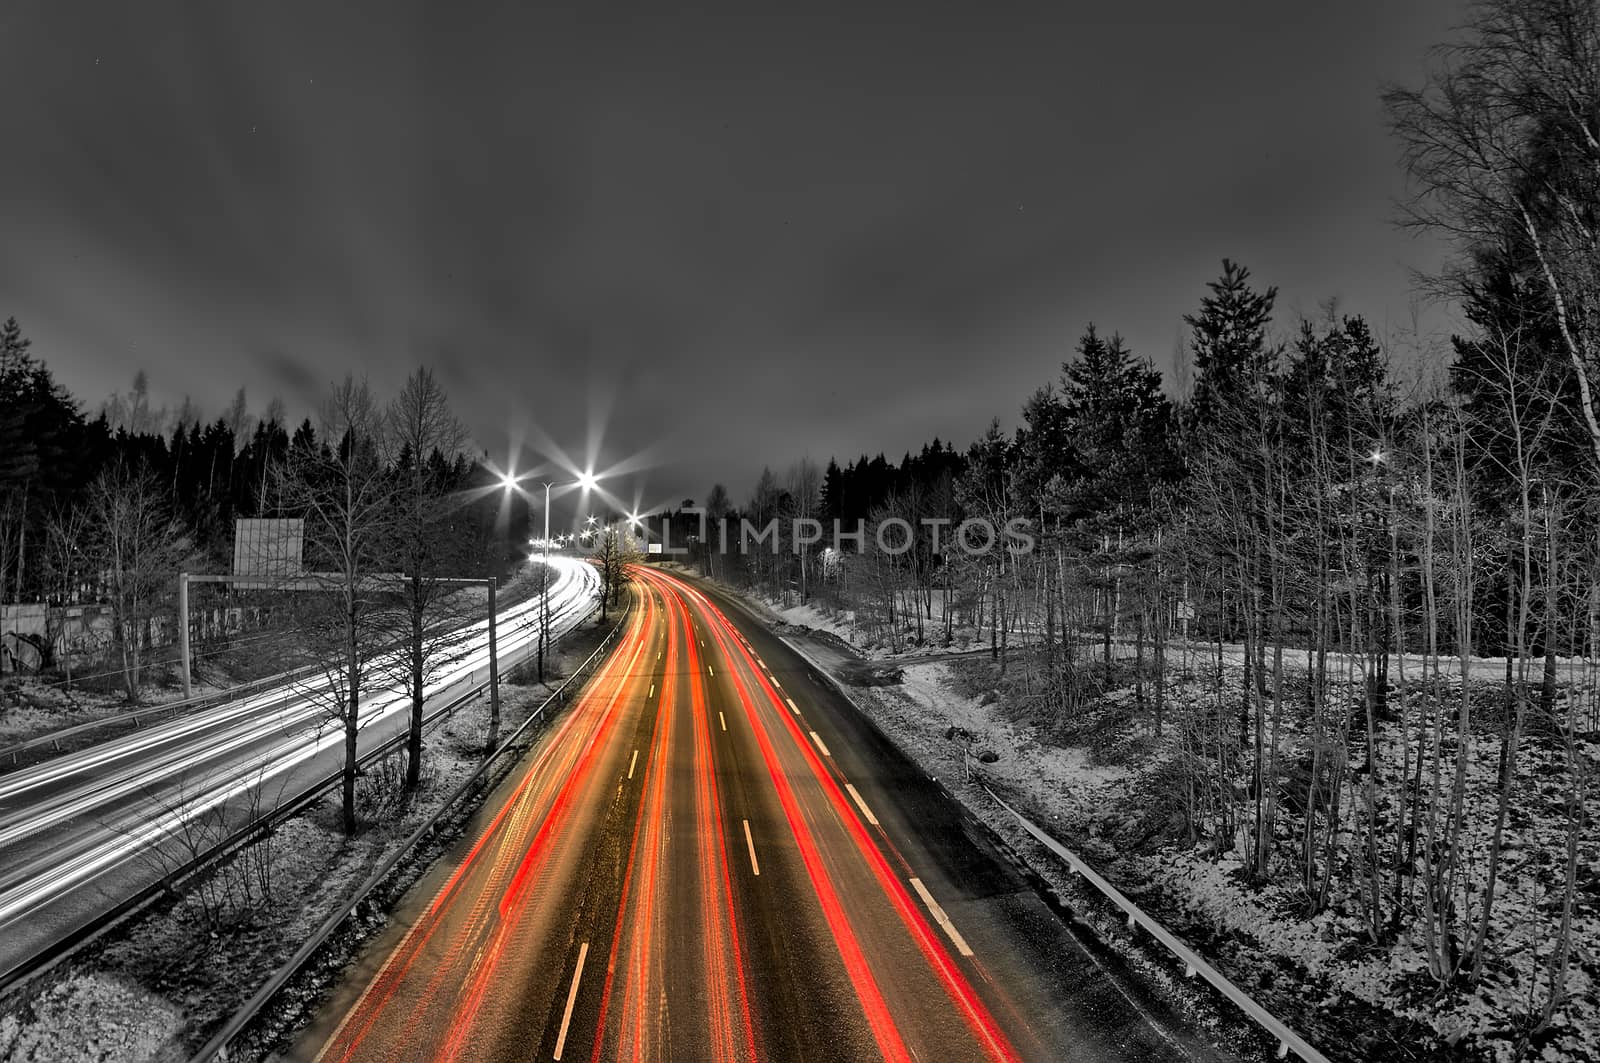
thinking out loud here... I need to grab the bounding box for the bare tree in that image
[592,525,641,620]
[42,500,92,681]
[787,458,821,602]
[278,377,394,834]
[224,386,254,448]
[0,492,21,688]
[82,461,195,701]
[1387,0,1600,473]
[383,367,471,790]
[129,768,289,931]
[702,483,732,579]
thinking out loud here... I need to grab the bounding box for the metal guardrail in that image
[984,789,1329,1063]
[0,664,320,765]
[191,602,633,1062]
[0,593,600,1000]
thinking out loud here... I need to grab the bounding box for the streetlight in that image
[536,471,600,682]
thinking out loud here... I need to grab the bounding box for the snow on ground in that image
[0,974,184,1062]
[0,673,258,756]
[0,682,143,747]
[675,569,979,660]
[894,659,1127,802]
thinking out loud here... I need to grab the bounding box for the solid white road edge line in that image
[909,877,974,957]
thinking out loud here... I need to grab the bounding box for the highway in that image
[0,557,600,985]
[301,565,1227,1063]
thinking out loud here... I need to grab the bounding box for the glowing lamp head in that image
[576,470,599,491]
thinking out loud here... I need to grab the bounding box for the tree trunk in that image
[405,584,424,790]
[342,609,360,836]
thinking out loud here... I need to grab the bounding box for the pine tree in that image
[1011,382,1075,516]
[1184,260,1279,429]
[0,319,88,600]
[1058,325,1178,518]
[820,458,845,523]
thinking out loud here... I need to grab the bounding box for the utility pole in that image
[177,572,191,698]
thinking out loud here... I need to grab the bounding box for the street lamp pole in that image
[535,473,599,682]
[540,481,552,683]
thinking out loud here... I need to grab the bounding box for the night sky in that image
[1,0,1466,520]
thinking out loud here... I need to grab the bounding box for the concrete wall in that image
[0,603,257,676]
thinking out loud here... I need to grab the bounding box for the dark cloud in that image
[1,0,1465,519]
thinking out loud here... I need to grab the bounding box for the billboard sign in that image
[233,518,305,578]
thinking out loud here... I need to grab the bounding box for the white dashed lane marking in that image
[553,942,590,1059]
[910,878,974,957]
[845,783,879,826]
[743,819,761,876]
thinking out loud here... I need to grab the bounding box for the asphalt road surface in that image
[0,557,598,985]
[301,565,1229,1063]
